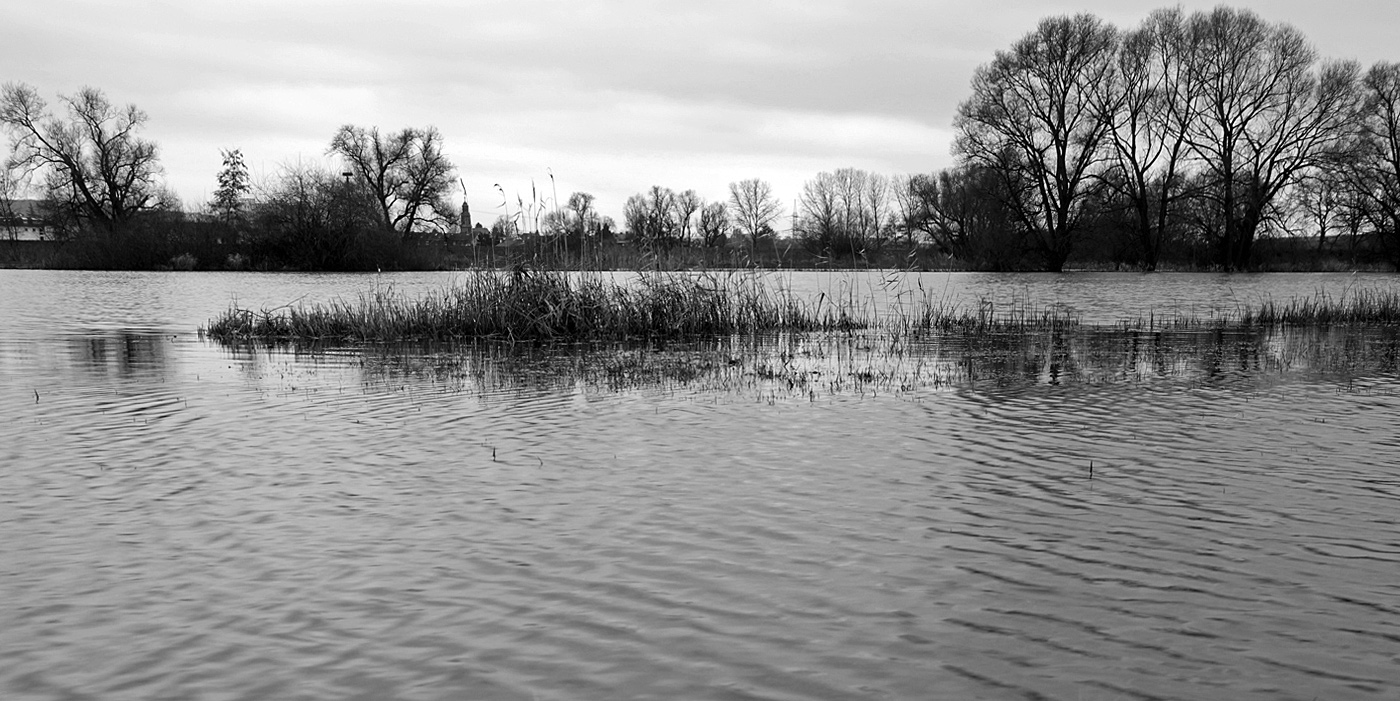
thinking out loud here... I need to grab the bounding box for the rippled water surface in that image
[3,270,1400,700]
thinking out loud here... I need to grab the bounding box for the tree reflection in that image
[72,332,172,379]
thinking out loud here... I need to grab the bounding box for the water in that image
[2,270,1400,700]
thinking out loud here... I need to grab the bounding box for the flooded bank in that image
[3,270,1400,700]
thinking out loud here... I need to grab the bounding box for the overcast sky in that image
[5,0,1399,228]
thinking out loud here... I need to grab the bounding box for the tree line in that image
[0,80,801,270]
[3,4,1399,271]
[946,5,1400,271]
[0,81,467,270]
[0,79,796,270]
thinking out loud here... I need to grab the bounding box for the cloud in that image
[5,0,1400,221]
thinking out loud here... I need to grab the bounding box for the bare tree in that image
[890,174,936,249]
[954,14,1120,271]
[727,178,783,252]
[250,160,380,270]
[563,191,601,240]
[697,201,729,248]
[1288,166,1350,254]
[623,185,679,247]
[926,165,1025,268]
[1180,7,1362,270]
[796,170,845,256]
[1098,8,1199,270]
[539,209,568,238]
[0,83,164,233]
[490,214,518,243]
[672,189,702,244]
[795,168,890,262]
[328,124,456,237]
[1349,61,1400,265]
[858,171,892,251]
[0,167,21,242]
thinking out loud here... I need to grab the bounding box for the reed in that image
[1106,289,1400,330]
[203,270,863,343]
[906,297,1082,335]
[202,272,1400,344]
[1240,289,1400,326]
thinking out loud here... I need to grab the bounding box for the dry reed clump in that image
[1109,289,1400,330]
[202,270,861,343]
[1240,289,1400,326]
[201,273,1400,344]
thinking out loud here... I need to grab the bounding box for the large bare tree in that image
[954,13,1120,271]
[1180,7,1362,270]
[328,124,456,237]
[0,83,164,233]
[1350,61,1400,265]
[952,14,1114,270]
[1098,8,1200,270]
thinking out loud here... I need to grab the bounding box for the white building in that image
[0,200,52,241]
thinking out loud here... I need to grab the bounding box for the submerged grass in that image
[1106,288,1400,331]
[202,270,1400,344]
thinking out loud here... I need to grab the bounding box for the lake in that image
[2,269,1399,700]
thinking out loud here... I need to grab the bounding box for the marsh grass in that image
[204,270,863,343]
[908,297,1083,335]
[202,271,1400,344]
[1102,289,1400,331]
[1240,289,1400,326]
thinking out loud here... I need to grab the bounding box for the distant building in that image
[470,223,490,246]
[0,200,53,241]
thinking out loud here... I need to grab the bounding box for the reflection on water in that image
[222,325,1399,401]
[5,272,1400,700]
[72,332,174,379]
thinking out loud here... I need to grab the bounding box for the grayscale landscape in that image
[3,2,1400,700]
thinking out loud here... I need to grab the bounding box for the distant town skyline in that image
[5,0,1399,227]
